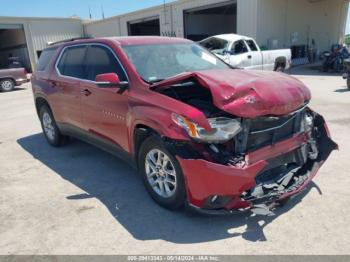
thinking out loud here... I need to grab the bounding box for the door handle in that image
[81,89,92,96]
[48,80,57,88]
[247,55,252,59]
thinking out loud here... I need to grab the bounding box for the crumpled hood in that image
[152,69,311,118]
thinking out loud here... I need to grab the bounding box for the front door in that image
[229,40,251,68]
[80,44,130,151]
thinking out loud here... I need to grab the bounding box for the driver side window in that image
[231,40,248,55]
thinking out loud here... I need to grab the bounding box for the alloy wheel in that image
[42,112,55,141]
[145,149,177,198]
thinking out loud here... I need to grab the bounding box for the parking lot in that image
[0,67,349,255]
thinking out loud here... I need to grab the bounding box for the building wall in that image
[256,0,349,52]
[0,17,83,70]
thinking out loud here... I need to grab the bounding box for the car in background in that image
[199,34,291,72]
[31,36,336,215]
[0,67,29,92]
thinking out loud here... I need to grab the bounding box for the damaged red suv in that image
[31,37,337,214]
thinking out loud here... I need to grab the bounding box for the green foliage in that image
[345,34,350,45]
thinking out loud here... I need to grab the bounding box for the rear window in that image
[36,48,57,71]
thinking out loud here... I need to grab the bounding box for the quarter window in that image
[57,46,86,78]
[85,45,127,82]
[37,47,57,71]
[246,40,258,51]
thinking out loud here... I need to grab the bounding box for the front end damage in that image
[170,109,337,215]
[152,70,337,215]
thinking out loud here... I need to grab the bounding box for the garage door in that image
[184,1,237,41]
[0,24,31,71]
[128,17,161,36]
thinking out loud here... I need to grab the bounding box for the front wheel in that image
[0,79,15,92]
[138,136,186,210]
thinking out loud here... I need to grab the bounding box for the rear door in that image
[52,45,87,127]
[80,44,130,151]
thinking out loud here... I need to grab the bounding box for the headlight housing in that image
[172,114,242,144]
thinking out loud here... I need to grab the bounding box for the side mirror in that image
[95,73,129,90]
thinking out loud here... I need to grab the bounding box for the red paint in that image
[31,37,335,212]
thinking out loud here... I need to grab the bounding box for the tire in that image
[138,136,186,210]
[347,77,350,90]
[275,65,285,72]
[322,62,329,72]
[39,105,68,147]
[0,79,15,92]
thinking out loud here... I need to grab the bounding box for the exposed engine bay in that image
[154,79,337,212]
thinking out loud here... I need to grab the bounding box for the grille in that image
[235,107,306,153]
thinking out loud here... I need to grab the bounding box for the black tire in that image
[0,79,15,92]
[138,136,186,210]
[322,62,329,72]
[39,105,68,147]
[275,65,285,72]
[347,77,350,90]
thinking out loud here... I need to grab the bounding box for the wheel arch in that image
[35,96,51,117]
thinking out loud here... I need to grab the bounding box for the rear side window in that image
[37,47,57,71]
[57,46,86,79]
[246,40,258,51]
[85,45,127,82]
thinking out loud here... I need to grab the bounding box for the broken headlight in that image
[172,114,242,144]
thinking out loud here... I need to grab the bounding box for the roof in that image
[205,34,254,42]
[49,36,192,47]
[107,36,192,46]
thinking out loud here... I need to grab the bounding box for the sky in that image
[1,0,350,34]
[0,0,172,20]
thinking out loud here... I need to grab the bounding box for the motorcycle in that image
[322,44,350,73]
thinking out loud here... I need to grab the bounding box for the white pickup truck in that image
[199,34,291,72]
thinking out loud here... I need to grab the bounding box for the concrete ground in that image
[0,68,349,255]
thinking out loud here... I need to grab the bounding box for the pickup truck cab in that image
[0,67,29,92]
[31,36,336,215]
[200,34,291,72]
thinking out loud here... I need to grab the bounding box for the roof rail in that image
[47,36,94,46]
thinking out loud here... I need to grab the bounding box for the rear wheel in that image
[0,79,15,92]
[39,105,68,147]
[138,136,186,210]
[275,64,285,72]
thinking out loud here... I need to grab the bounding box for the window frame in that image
[55,43,129,84]
[230,40,249,55]
[245,39,259,52]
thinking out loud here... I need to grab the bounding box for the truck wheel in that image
[275,64,285,72]
[138,136,186,210]
[0,79,15,92]
[39,105,68,147]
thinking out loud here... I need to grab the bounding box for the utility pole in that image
[101,5,105,19]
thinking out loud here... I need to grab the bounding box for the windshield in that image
[199,37,229,55]
[122,43,230,83]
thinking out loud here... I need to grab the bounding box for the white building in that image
[1,0,349,71]
[0,16,83,71]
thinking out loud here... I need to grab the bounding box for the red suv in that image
[31,37,337,215]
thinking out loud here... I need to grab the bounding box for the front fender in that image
[128,105,190,154]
